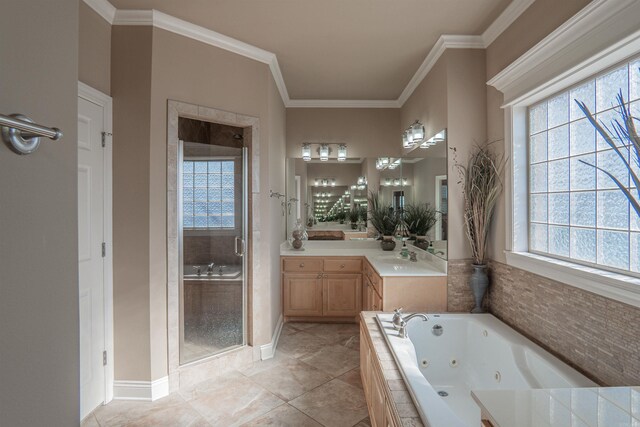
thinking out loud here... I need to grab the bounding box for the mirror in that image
[285,129,447,257]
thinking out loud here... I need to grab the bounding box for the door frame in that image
[78,81,114,405]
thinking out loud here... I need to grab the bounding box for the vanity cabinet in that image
[282,256,362,321]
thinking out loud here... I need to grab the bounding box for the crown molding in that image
[83,0,534,108]
[397,35,484,106]
[82,0,116,24]
[481,0,535,47]
[286,99,400,109]
[487,0,638,95]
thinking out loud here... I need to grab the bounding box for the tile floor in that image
[84,322,370,427]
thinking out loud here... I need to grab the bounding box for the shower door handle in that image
[235,236,245,257]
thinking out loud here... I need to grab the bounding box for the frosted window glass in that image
[597,149,630,189]
[530,223,548,252]
[194,174,207,187]
[183,160,236,229]
[183,161,194,173]
[597,191,629,230]
[194,202,207,215]
[595,109,623,151]
[222,216,235,228]
[194,216,208,228]
[221,174,234,187]
[549,193,569,225]
[530,103,547,135]
[549,225,570,257]
[570,81,595,121]
[530,132,548,163]
[530,163,547,193]
[570,154,596,191]
[596,66,628,112]
[530,194,547,223]
[597,230,629,270]
[548,125,569,160]
[183,174,193,187]
[221,162,234,173]
[570,119,595,156]
[548,159,570,192]
[630,60,640,102]
[548,92,569,128]
[208,174,221,187]
[194,162,207,173]
[570,228,596,262]
[208,161,221,173]
[194,188,207,201]
[570,192,596,227]
[208,188,221,201]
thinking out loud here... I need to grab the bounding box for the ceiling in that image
[109,0,512,101]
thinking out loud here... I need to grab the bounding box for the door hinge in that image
[101,131,112,148]
[103,350,107,366]
[101,242,106,257]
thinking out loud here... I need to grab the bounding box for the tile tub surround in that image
[488,260,640,387]
[85,322,370,427]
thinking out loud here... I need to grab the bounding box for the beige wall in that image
[286,108,401,158]
[79,1,112,95]
[0,1,80,425]
[400,49,486,260]
[111,26,286,381]
[112,26,154,381]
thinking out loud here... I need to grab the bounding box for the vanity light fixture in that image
[403,178,409,185]
[351,185,357,190]
[322,179,328,187]
[302,143,312,161]
[410,120,425,142]
[331,179,336,187]
[402,131,413,148]
[385,178,392,186]
[337,144,347,161]
[394,178,401,186]
[319,144,330,162]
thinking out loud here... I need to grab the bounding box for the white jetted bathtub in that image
[375,313,597,427]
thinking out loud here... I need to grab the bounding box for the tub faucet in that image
[398,313,429,339]
[206,262,215,275]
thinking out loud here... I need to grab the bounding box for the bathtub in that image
[184,264,242,280]
[375,313,597,427]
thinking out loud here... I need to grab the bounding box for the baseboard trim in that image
[260,314,283,360]
[113,376,169,401]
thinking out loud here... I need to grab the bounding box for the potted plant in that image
[368,191,398,250]
[452,141,506,313]
[358,205,367,226]
[405,203,437,250]
[336,210,346,224]
[347,207,360,229]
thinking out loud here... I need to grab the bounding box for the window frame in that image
[497,25,640,309]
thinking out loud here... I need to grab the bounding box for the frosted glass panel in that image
[597,191,629,230]
[549,125,569,160]
[631,59,640,102]
[530,163,547,193]
[530,223,548,252]
[530,132,547,163]
[570,81,595,121]
[548,92,569,128]
[570,119,595,156]
[597,230,629,270]
[597,149,630,189]
[570,228,596,262]
[548,159,570,192]
[596,66,628,112]
[548,193,569,225]
[530,103,547,135]
[530,194,547,223]
[631,232,640,272]
[595,109,622,151]
[183,159,236,229]
[570,192,596,227]
[549,225,570,257]
[570,154,596,191]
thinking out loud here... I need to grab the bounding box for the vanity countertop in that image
[280,240,447,277]
[471,387,640,427]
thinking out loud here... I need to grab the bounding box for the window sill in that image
[504,251,640,309]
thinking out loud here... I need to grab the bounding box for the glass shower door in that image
[179,138,246,365]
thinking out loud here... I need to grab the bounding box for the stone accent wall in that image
[447,259,487,312]
[488,260,640,386]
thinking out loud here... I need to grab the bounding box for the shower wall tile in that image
[183,235,239,266]
[487,260,640,386]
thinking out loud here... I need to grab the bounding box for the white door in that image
[78,96,106,419]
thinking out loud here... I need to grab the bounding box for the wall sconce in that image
[357,176,367,185]
[403,178,409,185]
[384,178,391,186]
[322,179,328,187]
[337,144,347,161]
[351,185,357,190]
[331,179,336,187]
[420,129,446,148]
[393,178,401,186]
[302,143,312,161]
[402,131,412,148]
[411,120,425,142]
[319,144,330,161]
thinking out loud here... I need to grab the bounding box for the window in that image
[183,160,235,229]
[528,57,640,275]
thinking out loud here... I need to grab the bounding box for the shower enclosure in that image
[178,119,247,365]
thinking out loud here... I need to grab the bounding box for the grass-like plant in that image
[368,191,397,236]
[404,203,437,236]
[347,207,360,223]
[358,205,367,223]
[575,91,640,218]
[452,141,506,265]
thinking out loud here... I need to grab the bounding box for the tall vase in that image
[469,264,489,313]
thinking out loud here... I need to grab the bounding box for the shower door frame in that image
[167,100,259,391]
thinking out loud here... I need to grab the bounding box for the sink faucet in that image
[193,265,202,276]
[398,314,429,339]
[206,262,215,275]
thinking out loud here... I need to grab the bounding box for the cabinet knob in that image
[317,273,322,279]
[340,264,345,268]
[299,263,304,268]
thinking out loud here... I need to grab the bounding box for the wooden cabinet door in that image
[371,366,387,427]
[363,277,372,311]
[283,273,323,316]
[323,274,362,317]
[371,285,383,311]
[360,328,370,398]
